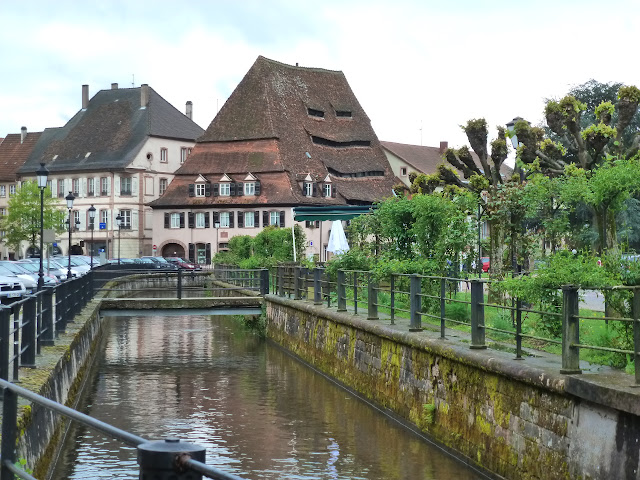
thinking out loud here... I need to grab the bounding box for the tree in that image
[0,181,66,256]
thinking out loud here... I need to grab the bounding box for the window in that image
[219,183,230,196]
[270,211,280,226]
[307,108,324,118]
[58,181,65,198]
[159,178,168,196]
[323,183,331,197]
[170,213,181,228]
[195,212,206,228]
[88,178,95,196]
[0,186,5,197]
[119,210,131,229]
[9,185,15,196]
[195,184,206,197]
[120,177,132,196]
[244,182,255,195]
[160,148,168,163]
[72,178,80,196]
[180,147,188,164]
[100,210,108,227]
[336,110,352,117]
[73,210,80,230]
[100,177,108,196]
[400,167,407,176]
[0,208,6,216]
[220,212,230,228]
[244,211,254,228]
[47,181,52,194]
[304,182,313,197]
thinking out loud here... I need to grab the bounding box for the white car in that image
[0,275,26,303]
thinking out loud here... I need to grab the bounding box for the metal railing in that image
[271,266,640,384]
[0,379,246,480]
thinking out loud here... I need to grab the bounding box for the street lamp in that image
[115,213,123,265]
[65,191,75,280]
[36,163,48,290]
[88,205,96,269]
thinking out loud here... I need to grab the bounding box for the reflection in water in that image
[52,315,482,479]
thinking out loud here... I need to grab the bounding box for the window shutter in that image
[255,181,261,196]
[263,211,268,227]
[213,211,219,225]
[132,177,138,196]
[280,211,285,228]
[188,184,195,197]
[213,183,219,196]
[188,212,195,228]
[332,185,337,198]
[301,183,305,195]
[179,212,185,228]
[204,212,210,228]
[205,243,211,264]
[313,183,318,197]
[107,210,112,230]
[50,179,56,198]
[115,175,121,196]
[205,183,211,197]
[230,183,236,196]
[229,212,234,228]
[237,183,243,196]
[81,178,87,197]
[237,211,244,228]
[164,213,169,228]
[132,210,139,230]
[254,211,259,228]
[107,177,111,196]
[188,243,195,263]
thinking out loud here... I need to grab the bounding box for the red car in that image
[481,257,490,273]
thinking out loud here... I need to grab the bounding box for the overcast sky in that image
[2,0,639,154]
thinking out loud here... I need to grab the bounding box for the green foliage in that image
[228,235,253,259]
[445,302,470,323]
[618,85,640,103]
[594,101,615,123]
[0,181,66,255]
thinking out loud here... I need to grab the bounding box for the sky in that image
[1,0,639,155]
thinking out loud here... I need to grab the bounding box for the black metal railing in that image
[0,379,246,480]
[271,266,640,384]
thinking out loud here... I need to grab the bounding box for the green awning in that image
[293,205,374,221]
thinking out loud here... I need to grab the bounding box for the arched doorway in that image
[161,243,185,258]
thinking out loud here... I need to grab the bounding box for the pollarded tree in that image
[0,181,67,257]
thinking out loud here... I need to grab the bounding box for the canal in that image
[51,314,484,479]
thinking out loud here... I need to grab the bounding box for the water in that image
[51,315,483,479]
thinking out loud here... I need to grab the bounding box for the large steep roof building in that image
[151,56,398,262]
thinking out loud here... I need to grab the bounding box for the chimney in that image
[185,101,193,120]
[439,141,448,154]
[82,84,89,109]
[140,84,149,108]
[111,83,118,89]
[20,126,27,144]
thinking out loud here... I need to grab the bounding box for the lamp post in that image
[115,214,122,265]
[36,163,49,290]
[88,205,96,269]
[65,191,75,279]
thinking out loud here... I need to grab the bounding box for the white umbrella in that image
[327,220,349,255]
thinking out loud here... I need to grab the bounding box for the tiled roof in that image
[153,56,397,208]
[0,132,42,181]
[19,86,204,175]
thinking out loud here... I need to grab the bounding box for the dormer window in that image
[219,182,230,196]
[304,182,313,197]
[307,108,324,118]
[188,177,211,197]
[195,183,206,196]
[336,110,352,118]
[323,183,332,197]
[244,182,255,195]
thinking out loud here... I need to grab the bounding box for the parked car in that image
[481,257,490,273]
[13,261,59,284]
[53,256,91,275]
[164,257,201,270]
[21,259,75,281]
[141,256,178,270]
[0,275,26,303]
[0,262,38,293]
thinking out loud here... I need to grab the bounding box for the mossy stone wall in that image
[266,295,640,480]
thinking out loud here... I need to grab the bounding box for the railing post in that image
[440,277,446,338]
[1,386,18,480]
[58,281,67,333]
[260,269,269,296]
[177,269,183,299]
[337,270,347,312]
[390,275,395,325]
[515,298,523,360]
[0,307,10,383]
[367,273,378,320]
[313,268,323,305]
[409,274,422,332]
[560,285,581,374]
[634,288,640,385]
[353,273,358,315]
[277,266,285,297]
[138,439,206,480]
[294,267,303,300]
[470,279,486,349]
[41,287,55,346]
[21,296,37,367]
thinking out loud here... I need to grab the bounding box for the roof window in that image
[307,108,324,118]
[336,110,352,118]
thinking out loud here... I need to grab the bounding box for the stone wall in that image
[265,295,640,480]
